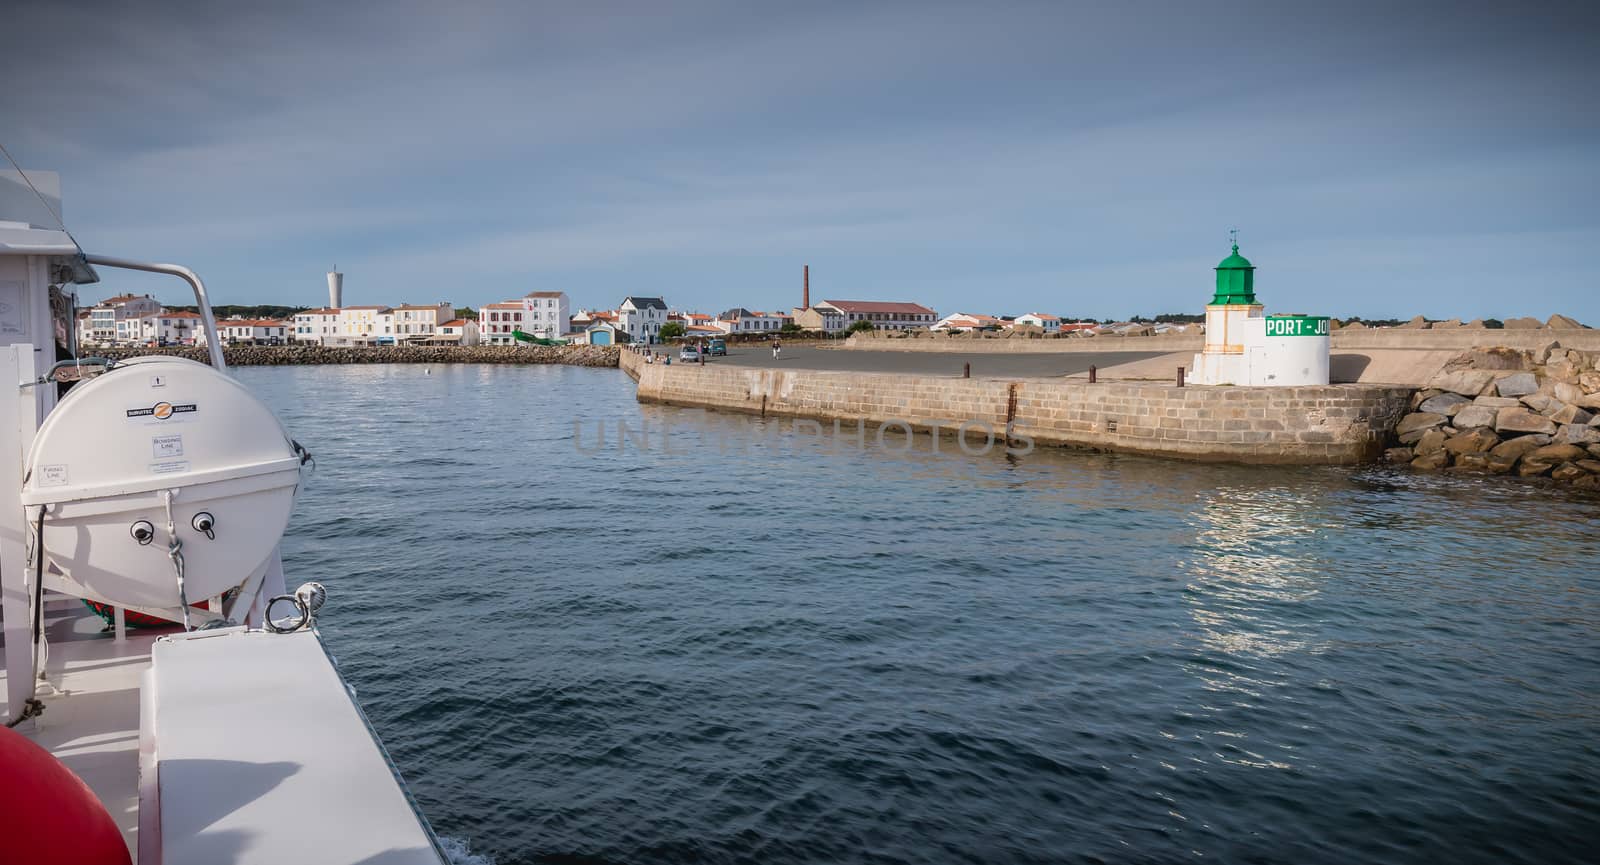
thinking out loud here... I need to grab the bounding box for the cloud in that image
[2,0,1596,318]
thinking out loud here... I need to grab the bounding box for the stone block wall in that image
[632,358,1412,465]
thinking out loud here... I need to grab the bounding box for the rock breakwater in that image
[1384,344,1600,489]
[98,344,620,367]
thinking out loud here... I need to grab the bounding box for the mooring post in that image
[963,362,970,378]
[1177,366,1186,388]
[1089,365,1097,384]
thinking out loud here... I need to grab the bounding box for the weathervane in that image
[1228,227,1238,250]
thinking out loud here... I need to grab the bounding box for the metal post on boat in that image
[80,255,227,371]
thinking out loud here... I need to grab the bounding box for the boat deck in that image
[1,596,165,859]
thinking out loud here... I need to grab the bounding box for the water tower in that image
[327,267,343,309]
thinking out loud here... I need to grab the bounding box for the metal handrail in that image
[81,254,227,370]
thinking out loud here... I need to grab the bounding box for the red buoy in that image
[0,723,131,864]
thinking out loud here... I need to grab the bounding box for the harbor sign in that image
[1265,315,1331,337]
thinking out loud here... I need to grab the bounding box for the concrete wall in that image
[838,333,1203,353]
[1328,328,1600,350]
[626,351,1412,465]
[102,344,620,367]
[836,328,1600,354]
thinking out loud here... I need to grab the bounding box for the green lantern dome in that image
[1210,243,1257,306]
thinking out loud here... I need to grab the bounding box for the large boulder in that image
[1411,450,1450,471]
[1496,372,1539,397]
[1473,395,1522,407]
[1396,412,1448,438]
[1451,404,1498,429]
[1414,428,1449,456]
[1419,392,1471,415]
[1485,452,1519,473]
[1551,462,1589,483]
[1547,314,1588,329]
[1453,347,1530,370]
[1383,446,1415,464]
[1433,318,1462,329]
[1551,403,1594,426]
[1490,434,1552,459]
[1503,317,1544,330]
[1533,341,1563,365]
[1495,407,1558,435]
[1577,460,1600,475]
[1452,453,1490,471]
[1398,315,1431,329]
[1343,321,1367,330]
[1461,319,1489,329]
[1443,427,1499,454]
[1520,393,1563,415]
[1560,424,1600,445]
[1428,369,1497,397]
[1527,443,1588,464]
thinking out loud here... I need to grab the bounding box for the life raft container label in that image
[149,460,190,475]
[37,464,68,487]
[152,434,184,459]
[127,401,197,423]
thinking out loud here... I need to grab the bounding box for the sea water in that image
[247,363,1599,865]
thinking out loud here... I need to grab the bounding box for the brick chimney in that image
[803,264,810,310]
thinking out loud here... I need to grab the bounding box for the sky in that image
[2,0,1597,322]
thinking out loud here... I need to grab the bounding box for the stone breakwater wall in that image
[1384,344,1600,490]
[839,333,1203,353]
[623,350,1410,464]
[99,344,621,367]
[837,328,1600,354]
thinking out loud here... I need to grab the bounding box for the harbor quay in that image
[621,349,1412,465]
[97,343,621,366]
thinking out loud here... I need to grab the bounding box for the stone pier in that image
[621,349,1411,465]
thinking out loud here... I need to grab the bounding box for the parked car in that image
[679,345,702,362]
[708,339,728,356]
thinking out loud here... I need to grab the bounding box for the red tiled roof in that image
[821,300,935,315]
[525,291,565,299]
[439,319,468,328]
[1022,312,1060,321]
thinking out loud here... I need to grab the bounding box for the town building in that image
[335,306,394,343]
[522,291,570,339]
[478,302,528,345]
[74,310,92,347]
[134,310,203,345]
[932,312,1003,332]
[815,300,937,331]
[87,293,160,344]
[198,318,291,346]
[293,308,341,343]
[392,303,455,342]
[618,296,668,344]
[791,306,846,333]
[1013,313,1061,334]
[430,319,481,346]
[714,308,791,334]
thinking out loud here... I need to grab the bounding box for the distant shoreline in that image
[96,344,620,367]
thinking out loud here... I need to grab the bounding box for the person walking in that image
[771,337,781,360]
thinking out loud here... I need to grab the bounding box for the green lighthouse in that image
[1210,241,1257,306]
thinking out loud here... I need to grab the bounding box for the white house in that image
[337,306,394,343]
[521,291,570,339]
[392,303,455,341]
[618,296,668,344]
[478,302,528,345]
[75,310,92,348]
[791,306,846,333]
[815,299,937,331]
[135,310,203,345]
[932,312,1002,332]
[715,308,790,334]
[293,308,341,343]
[88,293,161,344]
[431,318,481,346]
[198,319,290,346]
[1012,313,1061,334]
